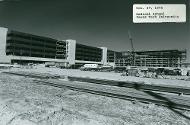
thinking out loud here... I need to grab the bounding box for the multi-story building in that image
[107,50,115,63]
[0,27,68,64]
[75,43,102,62]
[6,30,57,63]
[116,50,187,68]
[0,27,119,67]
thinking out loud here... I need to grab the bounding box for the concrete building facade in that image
[0,27,117,67]
[0,27,9,63]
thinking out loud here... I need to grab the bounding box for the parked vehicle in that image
[45,62,56,67]
[98,65,113,72]
[0,64,13,69]
[80,64,99,71]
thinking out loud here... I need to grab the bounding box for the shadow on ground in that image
[133,83,190,121]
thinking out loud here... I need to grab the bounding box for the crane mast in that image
[128,31,135,66]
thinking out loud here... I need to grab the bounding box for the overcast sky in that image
[0,0,189,51]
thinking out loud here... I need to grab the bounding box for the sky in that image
[0,0,189,52]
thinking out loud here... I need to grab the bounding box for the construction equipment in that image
[128,30,135,66]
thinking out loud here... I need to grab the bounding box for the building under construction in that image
[116,50,187,67]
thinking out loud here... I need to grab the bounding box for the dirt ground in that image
[0,69,190,125]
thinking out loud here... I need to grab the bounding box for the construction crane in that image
[128,30,135,66]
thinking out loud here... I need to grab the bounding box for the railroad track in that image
[68,76,190,95]
[3,71,190,110]
[4,71,190,95]
[34,79,190,111]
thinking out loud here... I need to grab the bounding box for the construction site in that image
[0,27,190,77]
[1,27,190,67]
[1,0,190,124]
[0,26,190,125]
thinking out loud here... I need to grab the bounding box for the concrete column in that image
[66,39,76,65]
[0,27,10,63]
[100,47,107,65]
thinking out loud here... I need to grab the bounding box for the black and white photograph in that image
[0,0,190,124]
